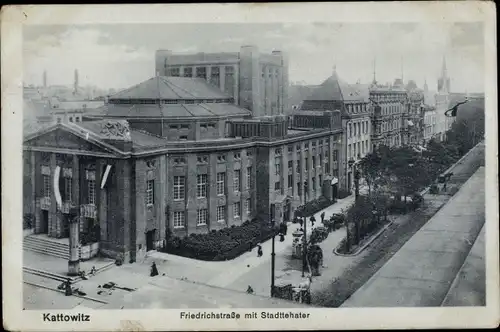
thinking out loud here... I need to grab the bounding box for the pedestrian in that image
[64,278,72,296]
[150,261,159,277]
[320,212,325,223]
[299,218,304,227]
[247,285,254,294]
[90,266,96,276]
[257,244,263,257]
[283,222,288,236]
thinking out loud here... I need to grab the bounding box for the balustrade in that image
[40,197,51,210]
[80,204,97,218]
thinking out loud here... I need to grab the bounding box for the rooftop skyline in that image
[23,22,484,93]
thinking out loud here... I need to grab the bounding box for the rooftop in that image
[305,71,369,103]
[109,76,232,101]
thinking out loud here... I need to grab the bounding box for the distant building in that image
[434,56,453,141]
[405,85,426,146]
[23,75,343,263]
[300,68,370,192]
[369,81,407,150]
[155,45,289,118]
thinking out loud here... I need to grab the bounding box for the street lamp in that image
[301,181,309,278]
[270,203,286,298]
[348,158,360,201]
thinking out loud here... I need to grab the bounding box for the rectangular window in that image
[275,157,281,176]
[43,175,51,198]
[233,202,241,218]
[146,180,154,206]
[325,162,330,173]
[183,67,193,77]
[297,182,302,196]
[305,158,308,171]
[210,66,220,87]
[275,181,281,190]
[88,180,96,205]
[173,176,185,200]
[246,167,252,189]
[288,174,293,188]
[312,156,316,168]
[196,67,207,79]
[64,178,72,202]
[173,211,185,228]
[224,66,235,97]
[197,209,208,226]
[288,160,293,169]
[197,174,207,198]
[245,198,251,213]
[312,177,316,191]
[217,206,226,222]
[319,175,322,186]
[234,170,241,192]
[170,67,180,77]
[217,172,226,195]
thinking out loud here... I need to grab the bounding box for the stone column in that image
[68,215,80,276]
[49,154,57,237]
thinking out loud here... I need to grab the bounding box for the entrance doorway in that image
[332,183,338,201]
[347,172,352,192]
[283,200,291,223]
[146,229,156,252]
[40,210,49,233]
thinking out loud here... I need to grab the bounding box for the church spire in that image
[372,57,377,85]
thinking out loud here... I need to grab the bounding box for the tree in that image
[358,151,385,197]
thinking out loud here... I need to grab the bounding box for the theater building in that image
[23,76,343,263]
[155,45,289,117]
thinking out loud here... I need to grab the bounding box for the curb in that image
[23,261,115,284]
[23,280,109,304]
[333,218,395,257]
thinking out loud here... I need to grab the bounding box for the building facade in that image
[23,76,342,263]
[369,80,407,150]
[300,69,371,192]
[155,45,289,118]
[404,88,426,146]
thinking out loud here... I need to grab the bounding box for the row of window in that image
[172,199,251,228]
[171,168,252,201]
[168,65,235,79]
[174,150,252,166]
[43,175,95,205]
[347,103,368,114]
[110,99,231,105]
[348,120,370,138]
[261,66,280,79]
[348,140,370,160]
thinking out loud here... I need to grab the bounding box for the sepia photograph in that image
[2,2,498,331]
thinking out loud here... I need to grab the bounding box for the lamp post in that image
[270,204,276,297]
[302,181,309,278]
[348,158,360,201]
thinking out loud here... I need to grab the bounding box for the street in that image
[315,141,485,307]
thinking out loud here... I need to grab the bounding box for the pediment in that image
[24,127,118,155]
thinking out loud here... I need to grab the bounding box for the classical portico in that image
[24,120,136,262]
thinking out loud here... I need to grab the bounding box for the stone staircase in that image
[23,235,70,260]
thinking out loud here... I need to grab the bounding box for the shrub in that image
[295,196,333,218]
[160,217,276,261]
[337,189,351,199]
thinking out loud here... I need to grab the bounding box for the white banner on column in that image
[101,165,112,189]
[54,166,62,209]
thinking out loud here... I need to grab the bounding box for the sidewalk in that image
[147,193,359,290]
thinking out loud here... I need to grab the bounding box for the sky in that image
[23,22,485,93]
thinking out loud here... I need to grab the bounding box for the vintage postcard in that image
[2,2,499,330]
